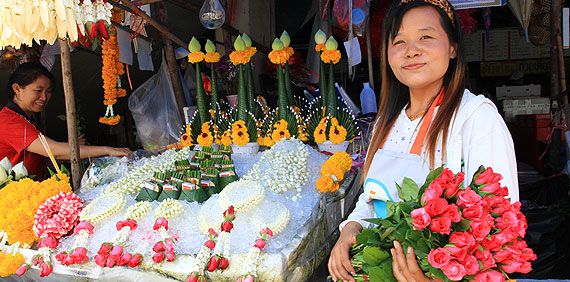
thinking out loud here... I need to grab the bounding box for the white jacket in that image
[341,90,519,230]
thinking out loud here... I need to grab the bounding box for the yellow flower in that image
[180,133,193,147]
[314,125,327,144]
[321,49,341,64]
[316,175,339,193]
[330,117,339,126]
[246,46,257,58]
[188,51,205,64]
[271,128,291,142]
[0,252,24,277]
[231,130,250,146]
[329,124,347,144]
[221,131,232,146]
[230,50,250,65]
[197,130,214,147]
[315,43,326,52]
[232,120,247,132]
[329,152,353,172]
[273,120,288,130]
[201,122,211,132]
[321,164,345,182]
[205,52,221,63]
[283,46,294,59]
[268,50,289,65]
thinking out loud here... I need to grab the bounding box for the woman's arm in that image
[26,135,131,160]
[329,221,362,282]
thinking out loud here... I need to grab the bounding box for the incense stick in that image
[38,133,61,175]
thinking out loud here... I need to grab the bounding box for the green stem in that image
[210,63,219,115]
[326,63,337,117]
[284,62,294,107]
[319,58,327,110]
[277,64,288,120]
[195,63,208,124]
[246,62,256,114]
[237,64,248,121]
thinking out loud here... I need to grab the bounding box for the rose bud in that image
[153,241,165,252]
[207,256,220,272]
[117,253,132,266]
[163,238,174,253]
[244,274,255,282]
[221,220,234,232]
[105,257,116,268]
[16,264,29,276]
[110,245,124,258]
[204,240,216,250]
[218,257,229,270]
[98,242,112,255]
[94,254,107,267]
[152,251,165,263]
[254,239,266,250]
[187,272,199,282]
[166,251,176,262]
[39,262,53,277]
[129,253,143,268]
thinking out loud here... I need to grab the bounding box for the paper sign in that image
[343,37,361,67]
[116,27,133,65]
[137,37,154,71]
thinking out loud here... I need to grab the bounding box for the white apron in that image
[363,90,444,218]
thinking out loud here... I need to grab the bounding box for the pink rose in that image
[480,182,509,197]
[429,217,452,235]
[481,237,503,252]
[163,238,175,253]
[187,272,199,282]
[421,183,443,204]
[474,249,496,270]
[492,229,518,246]
[261,227,274,237]
[410,208,431,230]
[94,254,107,267]
[153,241,165,252]
[153,218,169,231]
[244,275,255,282]
[443,204,461,223]
[474,167,503,185]
[16,264,29,276]
[424,198,449,217]
[152,251,165,263]
[441,260,467,281]
[204,240,215,250]
[459,255,480,275]
[116,219,138,231]
[469,219,492,241]
[517,261,533,274]
[218,257,229,270]
[166,251,176,262]
[427,248,450,268]
[63,255,74,266]
[98,242,112,255]
[39,235,58,249]
[110,245,123,258]
[34,254,45,266]
[74,221,95,235]
[105,257,116,268]
[462,204,485,220]
[493,248,515,263]
[117,253,132,266]
[254,239,267,250]
[474,270,506,282]
[39,262,53,277]
[499,258,523,274]
[444,245,467,262]
[129,253,143,268]
[457,189,482,208]
[449,232,476,250]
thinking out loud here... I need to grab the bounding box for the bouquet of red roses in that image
[349,166,536,282]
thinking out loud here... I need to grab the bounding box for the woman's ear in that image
[11,83,21,96]
[450,43,457,59]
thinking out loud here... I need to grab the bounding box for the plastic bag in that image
[128,54,184,151]
[332,0,370,36]
[80,156,129,193]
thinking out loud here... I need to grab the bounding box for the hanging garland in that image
[99,10,126,126]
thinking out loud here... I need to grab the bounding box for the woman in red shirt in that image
[0,62,131,180]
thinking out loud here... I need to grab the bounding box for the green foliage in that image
[398,177,420,202]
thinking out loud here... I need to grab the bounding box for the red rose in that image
[110,245,123,259]
[116,219,138,231]
[421,183,443,204]
[445,245,467,262]
[520,248,537,262]
[207,256,220,272]
[459,255,480,275]
[457,189,482,208]
[480,182,508,197]
[153,241,165,252]
[129,253,143,268]
[474,270,505,282]
[98,242,112,255]
[469,219,492,241]
[152,251,165,263]
[39,235,58,249]
[449,232,476,250]
[39,262,53,277]
[429,217,452,235]
[16,264,29,276]
[221,220,234,232]
[474,167,503,185]
[105,257,116,268]
[166,251,176,262]
[117,253,132,266]
[499,258,523,274]
[474,249,496,270]
[254,239,267,250]
[163,238,175,253]
[94,254,107,267]
[443,172,464,198]
[204,240,216,250]
[480,237,503,252]
[441,260,467,281]
[443,204,461,223]
[219,257,229,270]
[424,198,449,217]
[411,208,431,230]
[153,218,169,231]
[427,248,451,268]
[187,272,199,282]
[462,203,484,220]
[492,229,518,246]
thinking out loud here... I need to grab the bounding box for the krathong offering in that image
[348,167,536,282]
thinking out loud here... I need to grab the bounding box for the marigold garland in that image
[99,116,121,126]
[179,133,193,148]
[271,128,291,142]
[100,25,125,125]
[197,122,214,147]
[0,252,24,277]
[321,49,341,64]
[188,51,205,64]
[229,50,251,65]
[204,52,221,63]
[0,174,72,245]
[268,50,289,65]
[316,152,352,193]
[221,131,232,146]
[232,130,250,146]
[315,43,326,52]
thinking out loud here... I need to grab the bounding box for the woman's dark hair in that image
[363,0,468,182]
[7,62,56,100]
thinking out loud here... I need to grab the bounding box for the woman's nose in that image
[405,42,421,58]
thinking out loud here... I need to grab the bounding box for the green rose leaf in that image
[280,30,291,47]
[455,218,471,232]
[363,246,390,266]
[368,261,397,282]
[325,36,338,50]
[234,35,246,51]
[314,29,326,44]
[205,39,216,53]
[398,177,419,202]
[272,38,284,51]
[188,37,201,53]
[356,228,376,244]
[242,33,252,47]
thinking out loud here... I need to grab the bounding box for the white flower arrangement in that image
[80,193,126,223]
[155,198,184,219]
[125,201,152,221]
[242,138,309,200]
[72,229,91,249]
[218,180,265,212]
[252,201,290,235]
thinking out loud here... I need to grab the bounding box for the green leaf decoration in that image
[277,64,288,120]
[272,38,284,51]
[205,39,216,53]
[195,63,209,124]
[188,37,201,53]
[280,30,291,47]
[234,35,246,51]
[325,36,338,50]
[242,33,252,47]
[363,246,390,266]
[319,60,327,108]
[398,177,420,202]
[237,64,248,121]
[325,63,337,117]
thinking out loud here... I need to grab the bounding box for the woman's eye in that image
[420,35,432,40]
[393,40,404,45]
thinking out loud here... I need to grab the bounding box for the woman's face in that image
[387,6,456,93]
[12,75,52,115]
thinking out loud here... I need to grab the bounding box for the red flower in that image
[129,253,143,267]
[207,256,220,272]
[469,219,493,241]
[423,198,448,217]
[410,208,431,230]
[218,257,229,270]
[110,245,124,259]
[204,240,216,250]
[499,258,525,274]
[74,221,95,235]
[441,260,467,281]
[254,239,266,250]
[421,183,443,204]
[187,272,199,282]
[34,254,45,266]
[456,189,481,208]
[99,242,113,255]
[38,235,58,249]
[153,241,165,252]
[39,262,53,277]
[16,264,29,276]
[462,203,485,220]
[163,238,175,253]
[444,245,467,262]
[94,254,107,267]
[474,270,505,282]
[261,227,273,237]
[208,228,217,238]
[166,251,176,262]
[153,218,169,231]
[105,257,116,268]
[70,247,88,264]
[443,204,461,223]
[152,251,165,263]
[427,248,450,268]
[474,249,496,271]
[480,182,509,197]
[459,255,480,275]
[449,232,476,250]
[116,219,138,231]
[443,172,464,198]
[117,253,132,266]
[221,220,234,233]
[429,217,451,235]
[474,167,503,185]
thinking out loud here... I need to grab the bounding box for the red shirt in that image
[0,106,46,180]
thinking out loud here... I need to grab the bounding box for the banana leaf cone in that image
[237,64,248,122]
[156,182,182,201]
[180,171,209,203]
[211,152,224,163]
[284,62,295,107]
[219,169,238,189]
[277,64,288,120]
[210,64,219,114]
[246,63,256,114]
[326,63,337,117]
[202,168,221,196]
[195,63,209,125]
[219,145,232,158]
[135,181,162,202]
[192,151,206,163]
[319,60,327,109]
[201,146,214,159]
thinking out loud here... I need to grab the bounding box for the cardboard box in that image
[496,84,541,100]
[502,97,550,122]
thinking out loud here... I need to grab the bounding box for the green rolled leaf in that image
[277,64,288,120]
[246,63,256,114]
[234,35,246,51]
[237,65,248,121]
[326,63,337,117]
[242,33,252,47]
[272,38,284,51]
[210,65,219,113]
[314,29,326,44]
[280,30,291,47]
[205,39,216,53]
[188,37,201,53]
[325,36,338,50]
[319,60,327,108]
[195,63,208,124]
[284,62,294,106]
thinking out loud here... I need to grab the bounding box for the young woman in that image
[0,62,132,180]
[328,0,518,281]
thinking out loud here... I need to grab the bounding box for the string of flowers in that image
[0,232,26,277]
[207,206,235,272]
[17,192,83,277]
[0,173,72,246]
[99,20,126,126]
[94,201,151,268]
[236,227,273,282]
[56,192,127,266]
[316,151,353,193]
[186,228,218,282]
[152,198,184,264]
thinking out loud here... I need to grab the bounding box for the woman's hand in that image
[106,147,132,157]
[391,241,442,282]
[328,222,361,282]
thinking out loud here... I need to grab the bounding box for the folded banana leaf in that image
[202,168,220,196]
[135,181,162,202]
[211,152,225,162]
[179,181,209,203]
[201,146,213,158]
[219,145,231,158]
[157,183,182,201]
[219,170,239,189]
[192,152,206,162]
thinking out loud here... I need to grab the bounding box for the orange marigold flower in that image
[271,128,291,142]
[197,131,214,147]
[246,46,257,58]
[231,130,250,146]
[329,124,347,144]
[321,164,345,182]
[230,50,250,65]
[205,52,221,63]
[316,175,339,193]
[180,133,193,147]
[103,99,117,106]
[321,49,341,64]
[99,116,121,125]
[283,46,294,59]
[116,89,127,98]
[268,50,289,65]
[188,51,205,64]
[315,43,326,52]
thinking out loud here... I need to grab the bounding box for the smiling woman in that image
[0,62,132,180]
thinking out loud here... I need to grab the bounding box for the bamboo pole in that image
[550,0,561,102]
[365,22,374,91]
[59,38,81,190]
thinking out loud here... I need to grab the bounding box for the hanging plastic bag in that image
[332,0,370,36]
[128,54,183,151]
